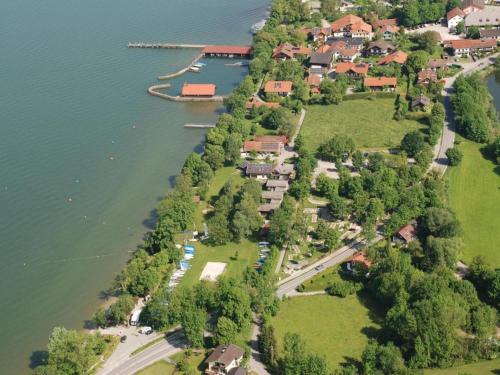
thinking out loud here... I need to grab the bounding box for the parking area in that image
[406,23,461,41]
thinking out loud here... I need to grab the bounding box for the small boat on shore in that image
[188,66,200,72]
[193,62,206,68]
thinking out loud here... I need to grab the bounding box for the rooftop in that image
[464,6,500,27]
[181,83,216,96]
[244,140,281,153]
[447,7,465,20]
[377,50,408,65]
[363,76,397,87]
[202,45,252,55]
[310,50,334,66]
[205,344,245,365]
[264,80,293,93]
[371,18,398,29]
[335,62,369,74]
[449,38,496,49]
[397,224,417,243]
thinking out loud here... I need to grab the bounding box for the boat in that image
[188,66,200,72]
[193,63,205,68]
[224,61,250,67]
[251,19,266,34]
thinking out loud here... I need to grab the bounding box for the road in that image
[98,330,185,375]
[276,235,382,298]
[431,53,498,176]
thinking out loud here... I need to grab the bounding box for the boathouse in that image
[202,45,253,58]
[181,83,216,97]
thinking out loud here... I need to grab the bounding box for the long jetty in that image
[128,42,207,49]
[158,52,204,80]
[184,124,216,128]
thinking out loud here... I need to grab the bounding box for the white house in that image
[205,344,246,375]
[447,7,465,31]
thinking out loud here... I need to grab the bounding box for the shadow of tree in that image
[339,356,362,370]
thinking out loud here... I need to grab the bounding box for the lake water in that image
[0,0,269,373]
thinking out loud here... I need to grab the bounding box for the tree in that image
[108,294,135,325]
[321,0,341,20]
[352,150,365,171]
[182,153,213,186]
[362,341,407,374]
[232,192,263,241]
[263,108,293,133]
[320,77,347,104]
[208,213,231,245]
[316,219,340,250]
[455,21,465,35]
[421,207,461,238]
[318,135,355,163]
[220,286,252,330]
[315,173,338,197]
[181,307,206,348]
[466,25,480,39]
[412,31,439,54]
[214,317,238,345]
[446,147,463,166]
[406,51,430,75]
[203,144,225,170]
[259,324,278,367]
[269,196,296,246]
[401,131,426,157]
[468,303,497,338]
[491,136,500,164]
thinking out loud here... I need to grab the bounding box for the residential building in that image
[365,40,396,56]
[331,14,373,38]
[377,50,408,65]
[393,224,417,245]
[306,74,322,93]
[417,69,438,85]
[371,18,398,30]
[181,83,217,97]
[333,62,369,78]
[243,140,282,155]
[264,80,293,96]
[310,50,334,72]
[447,7,465,30]
[427,58,449,71]
[363,76,397,91]
[448,38,496,55]
[272,43,311,60]
[479,28,500,40]
[411,94,431,110]
[254,135,289,144]
[202,45,253,58]
[326,37,365,51]
[379,24,400,40]
[273,163,295,179]
[461,0,485,14]
[309,27,332,43]
[266,179,289,191]
[205,344,246,375]
[464,6,500,27]
[241,162,274,178]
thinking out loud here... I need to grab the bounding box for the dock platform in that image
[184,124,216,128]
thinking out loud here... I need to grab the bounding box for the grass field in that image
[136,360,175,375]
[300,266,342,292]
[448,138,500,267]
[300,98,427,151]
[270,293,382,369]
[425,358,500,374]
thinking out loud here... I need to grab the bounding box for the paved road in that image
[99,330,185,375]
[276,235,382,298]
[431,53,498,176]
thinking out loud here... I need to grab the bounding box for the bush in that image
[446,147,463,166]
[326,279,362,298]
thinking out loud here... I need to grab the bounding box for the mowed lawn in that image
[425,358,500,375]
[448,139,500,267]
[300,98,427,151]
[136,360,175,375]
[270,294,382,369]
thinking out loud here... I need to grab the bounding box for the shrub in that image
[326,279,362,298]
[446,147,463,166]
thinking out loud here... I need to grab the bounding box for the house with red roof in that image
[181,83,216,97]
[331,14,373,39]
[379,24,400,40]
[393,223,417,245]
[364,77,397,91]
[306,74,322,93]
[264,81,293,96]
[417,69,439,85]
[334,62,369,78]
[377,50,408,65]
[371,18,398,30]
[202,45,252,58]
[309,27,332,43]
[447,38,496,56]
[447,7,465,30]
[272,43,311,60]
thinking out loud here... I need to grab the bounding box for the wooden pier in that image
[128,42,207,49]
[184,124,216,129]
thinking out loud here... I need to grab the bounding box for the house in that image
[310,50,334,71]
[448,38,496,55]
[333,62,369,78]
[377,50,408,65]
[326,37,365,51]
[254,135,289,144]
[202,45,252,58]
[331,14,373,38]
[379,24,400,40]
[461,0,485,14]
[273,163,295,179]
[243,141,282,155]
[464,6,500,28]
[266,179,289,191]
[264,80,293,96]
[411,94,431,110]
[306,74,322,93]
[242,162,274,178]
[479,28,500,40]
[417,69,438,85]
[363,76,397,91]
[181,83,217,97]
[328,40,359,61]
[262,190,285,203]
[371,18,398,30]
[393,224,417,245]
[309,27,332,43]
[427,58,449,71]
[245,97,281,110]
[365,40,396,56]
[258,202,281,214]
[272,43,311,60]
[447,7,465,30]
[205,344,246,375]
[346,252,372,274]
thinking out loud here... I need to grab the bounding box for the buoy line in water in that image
[22,250,135,268]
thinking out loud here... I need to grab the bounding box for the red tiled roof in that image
[254,135,288,144]
[272,43,311,59]
[380,24,400,34]
[244,140,281,153]
[449,38,496,49]
[364,76,397,87]
[245,97,281,109]
[417,69,438,83]
[351,252,372,268]
[317,44,333,53]
[264,80,293,94]
[447,7,465,20]
[350,21,373,33]
[397,224,417,243]
[306,74,322,86]
[181,83,216,96]
[336,62,369,74]
[378,50,408,65]
[331,14,364,31]
[372,18,398,29]
[202,45,252,55]
[338,46,359,57]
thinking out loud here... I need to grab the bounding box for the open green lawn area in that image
[135,360,175,375]
[270,293,382,370]
[425,358,500,375]
[448,138,500,267]
[300,266,342,292]
[300,98,427,151]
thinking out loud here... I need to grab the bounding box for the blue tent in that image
[184,245,195,251]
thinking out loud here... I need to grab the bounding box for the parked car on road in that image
[120,335,127,343]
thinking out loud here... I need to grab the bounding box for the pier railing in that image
[128,42,207,49]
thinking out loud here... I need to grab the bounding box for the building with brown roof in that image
[181,83,217,97]
[205,344,245,375]
[241,162,274,178]
[363,77,397,91]
[447,7,465,30]
[371,18,398,30]
[417,69,438,85]
[377,50,408,65]
[479,28,500,40]
[306,74,322,93]
[461,0,485,14]
[202,45,252,58]
[310,50,334,71]
[243,141,282,155]
[264,81,293,96]
[427,58,449,70]
[254,135,289,144]
[309,27,332,42]
[379,24,400,40]
[464,5,500,27]
[272,43,311,60]
[448,38,496,55]
[411,94,431,110]
[334,62,369,77]
[366,40,396,56]
[393,224,417,245]
[331,14,373,38]
[245,97,281,110]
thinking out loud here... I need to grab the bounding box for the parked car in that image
[315,264,325,271]
[120,335,127,343]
